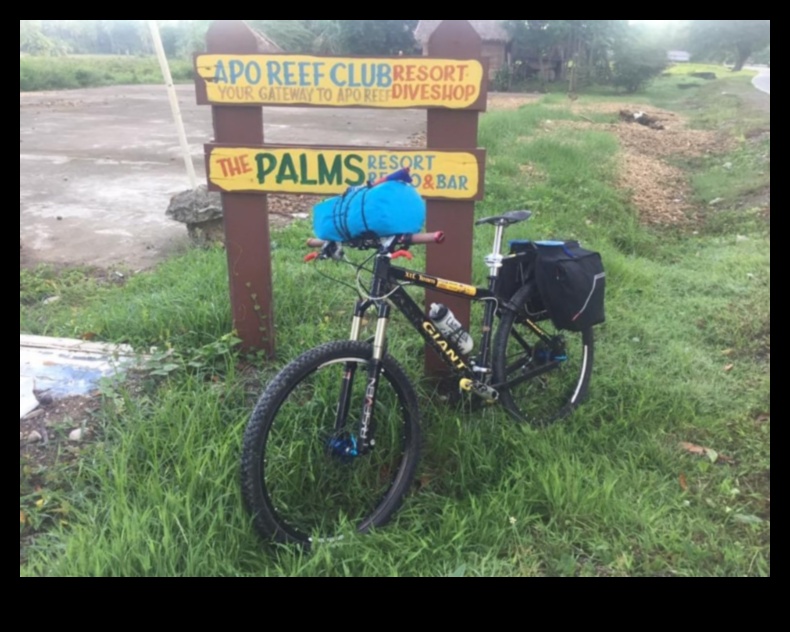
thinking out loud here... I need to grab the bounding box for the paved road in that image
[751,66,770,94]
[20,85,425,269]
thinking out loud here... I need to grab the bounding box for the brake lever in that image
[305,241,344,263]
[390,250,414,261]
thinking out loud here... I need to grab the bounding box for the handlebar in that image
[306,232,445,249]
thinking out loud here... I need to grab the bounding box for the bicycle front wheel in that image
[241,341,420,547]
[493,283,594,426]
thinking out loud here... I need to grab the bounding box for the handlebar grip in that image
[409,232,445,245]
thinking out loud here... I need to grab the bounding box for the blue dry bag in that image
[312,168,426,242]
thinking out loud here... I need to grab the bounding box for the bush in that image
[612,41,668,93]
[20,56,193,92]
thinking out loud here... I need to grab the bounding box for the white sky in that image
[629,20,684,27]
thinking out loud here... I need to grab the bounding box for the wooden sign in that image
[195,20,487,366]
[195,54,486,109]
[206,146,484,200]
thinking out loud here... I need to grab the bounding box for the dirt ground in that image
[546,98,769,225]
[578,103,727,225]
[20,393,100,562]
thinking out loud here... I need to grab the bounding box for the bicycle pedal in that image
[459,378,498,402]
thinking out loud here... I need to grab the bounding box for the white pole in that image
[149,20,198,189]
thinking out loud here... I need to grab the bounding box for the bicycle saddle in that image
[475,210,532,227]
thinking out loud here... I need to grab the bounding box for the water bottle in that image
[429,303,474,355]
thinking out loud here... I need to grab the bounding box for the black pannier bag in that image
[534,241,606,331]
[498,240,549,321]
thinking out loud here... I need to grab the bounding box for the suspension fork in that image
[333,297,389,454]
[333,299,370,436]
[357,301,390,453]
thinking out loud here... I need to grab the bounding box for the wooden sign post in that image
[195,21,486,372]
[200,21,274,357]
[425,21,483,378]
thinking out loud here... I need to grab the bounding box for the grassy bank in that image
[20,66,769,576]
[20,55,193,91]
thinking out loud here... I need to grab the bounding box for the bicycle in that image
[241,210,598,546]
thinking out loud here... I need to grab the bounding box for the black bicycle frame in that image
[375,255,501,374]
[338,247,558,453]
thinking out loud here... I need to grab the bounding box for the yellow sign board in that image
[207,147,482,199]
[196,55,485,109]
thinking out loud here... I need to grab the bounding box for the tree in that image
[612,32,667,93]
[689,20,770,71]
[109,20,149,55]
[250,20,342,54]
[505,20,560,85]
[158,23,181,57]
[506,20,627,86]
[751,44,770,66]
[338,20,418,55]
[172,20,212,56]
[20,21,56,55]
[250,20,417,55]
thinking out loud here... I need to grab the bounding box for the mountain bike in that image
[241,210,598,546]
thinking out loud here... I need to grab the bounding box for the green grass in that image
[20,68,769,576]
[20,55,193,91]
[645,64,770,235]
[663,62,756,79]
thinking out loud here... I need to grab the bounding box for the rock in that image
[27,430,43,443]
[186,218,225,246]
[166,186,223,225]
[723,162,733,170]
[68,427,85,442]
[43,295,61,305]
[34,389,54,405]
[167,186,225,246]
[709,197,725,206]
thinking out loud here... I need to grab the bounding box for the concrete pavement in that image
[752,67,770,94]
[20,84,425,269]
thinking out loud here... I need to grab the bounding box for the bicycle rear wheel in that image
[493,283,594,426]
[241,341,420,547]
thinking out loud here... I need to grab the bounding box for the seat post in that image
[485,222,506,279]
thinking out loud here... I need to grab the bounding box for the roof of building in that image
[414,20,511,44]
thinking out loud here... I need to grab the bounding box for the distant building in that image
[667,50,691,63]
[414,20,512,79]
